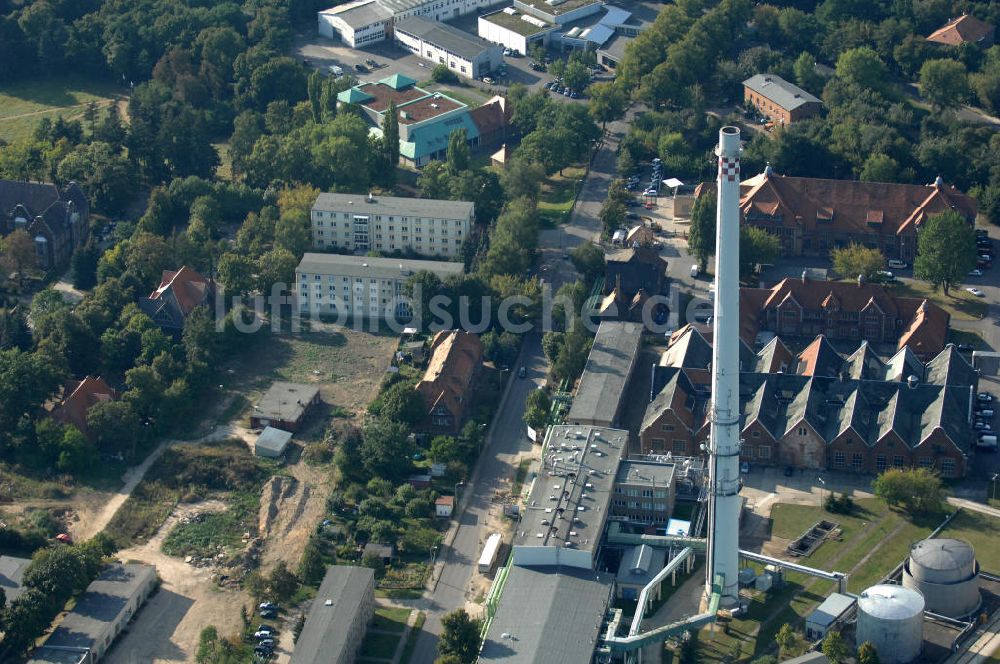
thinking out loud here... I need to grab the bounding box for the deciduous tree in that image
[688,192,716,272]
[919,59,969,110]
[872,467,947,515]
[831,243,885,280]
[913,210,976,295]
[438,609,482,664]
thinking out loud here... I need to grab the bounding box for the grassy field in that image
[399,611,426,664]
[889,279,987,321]
[538,166,587,227]
[949,328,988,350]
[0,75,122,143]
[161,491,259,558]
[695,498,966,662]
[104,441,273,548]
[372,606,411,634]
[940,509,1000,573]
[360,630,401,659]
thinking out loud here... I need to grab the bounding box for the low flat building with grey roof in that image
[514,425,628,569]
[395,16,502,79]
[251,382,321,433]
[295,253,464,321]
[254,426,293,458]
[311,192,473,258]
[318,0,503,48]
[479,564,613,663]
[290,565,374,664]
[29,563,157,664]
[744,73,822,125]
[567,321,643,429]
[615,544,667,601]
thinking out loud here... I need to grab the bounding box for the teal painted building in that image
[337,73,496,167]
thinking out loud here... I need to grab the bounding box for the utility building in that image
[395,16,502,79]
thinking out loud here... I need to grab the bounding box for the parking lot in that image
[294,28,594,106]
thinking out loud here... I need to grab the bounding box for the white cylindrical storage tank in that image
[902,538,980,618]
[856,585,924,664]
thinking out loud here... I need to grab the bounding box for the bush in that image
[432,64,459,84]
[825,492,855,515]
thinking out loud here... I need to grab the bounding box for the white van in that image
[977,435,997,449]
[328,65,344,76]
[690,264,699,278]
[887,259,907,269]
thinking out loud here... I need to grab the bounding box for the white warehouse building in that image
[295,253,463,320]
[311,192,473,258]
[395,16,502,79]
[319,0,505,47]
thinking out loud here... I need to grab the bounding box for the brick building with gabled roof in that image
[415,330,483,434]
[50,376,118,439]
[641,327,978,477]
[740,275,950,359]
[139,266,214,331]
[0,179,89,270]
[731,168,977,261]
[926,14,995,47]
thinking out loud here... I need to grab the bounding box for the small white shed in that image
[255,426,293,458]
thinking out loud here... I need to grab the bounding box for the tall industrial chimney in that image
[705,126,743,608]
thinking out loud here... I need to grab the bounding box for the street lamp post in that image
[817,476,826,509]
[992,473,998,503]
[454,480,465,509]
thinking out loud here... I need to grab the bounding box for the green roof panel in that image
[379,73,418,90]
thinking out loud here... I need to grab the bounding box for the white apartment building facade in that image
[311,192,473,258]
[296,253,464,320]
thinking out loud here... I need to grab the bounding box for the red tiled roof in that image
[359,83,426,113]
[51,376,117,435]
[737,172,977,239]
[149,266,211,316]
[897,299,950,357]
[416,331,483,425]
[927,14,994,46]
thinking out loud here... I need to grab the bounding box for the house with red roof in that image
[51,376,118,439]
[926,14,995,48]
[725,167,977,262]
[739,275,950,359]
[138,266,214,331]
[415,330,483,434]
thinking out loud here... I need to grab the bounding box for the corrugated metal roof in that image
[807,592,856,627]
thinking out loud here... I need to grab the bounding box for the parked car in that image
[978,392,994,402]
[328,65,343,76]
[966,287,985,297]
[259,602,280,611]
[977,409,995,418]
[518,366,527,378]
[563,87,571,96]
[482,76,495,84]
[260,609,278,619]
[887,259,907,269]
[969,269,983,277]
[570,91,579,98]
[257,638,276,648]
[354,63,367,73]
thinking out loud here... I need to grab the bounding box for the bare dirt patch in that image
[104,502,250,664]
[258,460,332,572]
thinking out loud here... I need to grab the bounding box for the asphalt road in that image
[402,111,632,662]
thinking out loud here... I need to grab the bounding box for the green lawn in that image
[695,499,962,661]
[888,280,987,321]
[0,75,122,143]
[372,606,411,634]
[949,328,988,351]
[399,611,426,664]
[940,510,1000,573]
[360,630,401,659]
[538,166,587,227]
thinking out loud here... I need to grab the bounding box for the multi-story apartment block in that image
[295,253,463,320]
[610,460,676,527]
[311,192,473,258]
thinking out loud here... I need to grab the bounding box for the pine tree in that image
[307,70,323,123]
[447,127,469,175]
[382,100,399,174]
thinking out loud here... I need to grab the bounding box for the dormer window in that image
[866,210,883,227]
[816,207,833,223]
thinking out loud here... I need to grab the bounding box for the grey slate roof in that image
[291,566,374,664]
[395,16,497,60]
[479,565,613,663]
[313,192,473,220]
[255,382,319,422]
[744,74,821,111]
[567,321,643,426]
[255,426,293,456]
